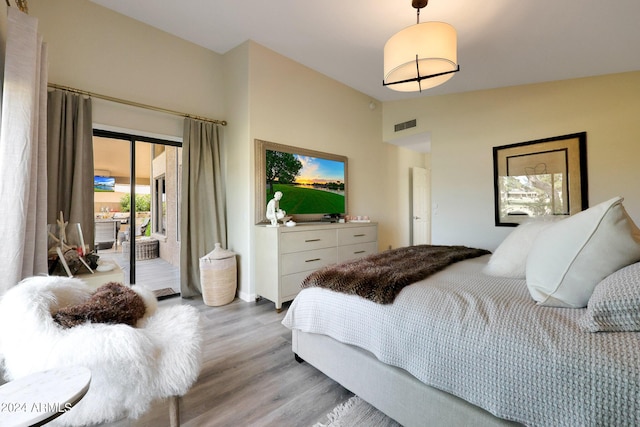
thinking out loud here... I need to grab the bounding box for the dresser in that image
[255,222,378,311]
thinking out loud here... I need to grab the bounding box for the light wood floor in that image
[102,297,353,427]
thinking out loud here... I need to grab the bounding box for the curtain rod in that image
[48,83,227,126]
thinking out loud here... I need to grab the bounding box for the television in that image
[94,175,115,192]
[255,139,348,223]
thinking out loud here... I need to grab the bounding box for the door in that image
[93,129,182,299]
[411,167,431,245]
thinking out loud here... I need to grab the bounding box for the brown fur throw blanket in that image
[301,245,491,304]
[53,282,147,328]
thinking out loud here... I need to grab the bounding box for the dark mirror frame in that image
[493,132,588,227]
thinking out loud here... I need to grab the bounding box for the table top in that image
[0,367,91,427]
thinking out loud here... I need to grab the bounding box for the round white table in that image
[0,367,91,427]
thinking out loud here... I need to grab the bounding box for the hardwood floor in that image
[101,297,353,427]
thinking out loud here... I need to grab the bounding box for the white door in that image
[411,167,431,245]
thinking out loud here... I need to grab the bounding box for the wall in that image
[152,147,181,267]
[383,71,640,250]
[29,0,224,138]
[224,41,424,301]
[222,42,251,300]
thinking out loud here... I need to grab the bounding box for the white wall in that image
[384,71,640,250]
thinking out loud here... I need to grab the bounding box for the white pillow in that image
[483,221,556,279]
[526,196,640,308]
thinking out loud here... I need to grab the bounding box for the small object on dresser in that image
[266,191,286,227]
[346,215,371,223]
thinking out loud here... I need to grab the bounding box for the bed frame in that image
[293,330,522,427]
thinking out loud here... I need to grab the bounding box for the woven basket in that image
[121,238,159,261]
[200,244,237,307]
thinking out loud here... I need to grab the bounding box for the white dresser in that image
[255,222,378,311]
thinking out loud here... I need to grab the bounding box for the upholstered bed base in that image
[292,330,521,427]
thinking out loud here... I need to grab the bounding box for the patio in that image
[95,246,180,297]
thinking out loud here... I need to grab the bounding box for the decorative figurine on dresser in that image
[266,191,286,227]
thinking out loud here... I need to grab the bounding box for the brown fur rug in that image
[53,282,147,328]
[301,245,491,304]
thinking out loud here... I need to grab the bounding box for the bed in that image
[282,197,640,426]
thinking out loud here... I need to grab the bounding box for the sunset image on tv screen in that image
[265,149,345,215]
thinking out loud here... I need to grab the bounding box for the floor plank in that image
[100,297,352,427]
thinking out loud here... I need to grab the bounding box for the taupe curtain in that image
[0,7,48,294]
[47,90,94,253]
[180,118,226,297]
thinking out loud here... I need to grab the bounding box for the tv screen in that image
[256,140,348,223]
[94,176,115,192]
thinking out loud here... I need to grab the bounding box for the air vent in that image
[394,119,417,132]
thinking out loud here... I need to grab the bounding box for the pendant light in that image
[383,0,459,92]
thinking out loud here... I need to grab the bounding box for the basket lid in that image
[202,242,236,260]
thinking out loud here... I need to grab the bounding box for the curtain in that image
[0,7,48,294]
[47,90,94,254]
[180,118,226,297]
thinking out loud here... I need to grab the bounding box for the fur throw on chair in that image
[53,281,150,328]
[0,276,202,426]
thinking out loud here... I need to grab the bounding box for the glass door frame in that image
[93,128,181,285]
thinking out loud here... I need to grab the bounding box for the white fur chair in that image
[0,276,202,426]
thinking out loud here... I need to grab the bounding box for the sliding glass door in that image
[93,129,182,298]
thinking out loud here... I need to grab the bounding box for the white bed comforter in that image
[282,255,640,426]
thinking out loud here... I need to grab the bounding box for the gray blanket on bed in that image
[284,256,640,426]
[301,245,491,304]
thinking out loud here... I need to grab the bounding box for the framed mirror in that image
[493,132,588,226]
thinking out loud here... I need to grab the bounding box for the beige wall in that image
[30,0,224,138]
[384,71,640,251]
[221,42,251,299]
[224,41,424,300]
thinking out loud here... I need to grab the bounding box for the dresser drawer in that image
[281,247,337,275]
[280,229,337,253]
[281,271,309,299]
[338,241,378,263]
[337,226,377,246]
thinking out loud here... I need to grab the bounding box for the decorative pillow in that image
[578,262,640,332]
[526,196,640,308]
[53,282,155,328]
[483,220,557,279]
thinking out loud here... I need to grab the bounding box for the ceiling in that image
[93,136,151,181]
[89,0,640,103]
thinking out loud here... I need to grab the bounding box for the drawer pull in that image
[353,250,366,254]
[305,258,321,263]
[353,234,366,237]
[305,239,321,242]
